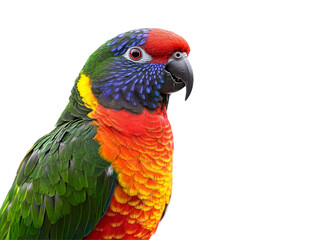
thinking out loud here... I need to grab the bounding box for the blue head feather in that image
[88,28,168,113]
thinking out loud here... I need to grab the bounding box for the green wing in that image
[0,120,117,239]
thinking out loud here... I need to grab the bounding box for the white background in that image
[0,1,319,239]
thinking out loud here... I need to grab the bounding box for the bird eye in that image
[129,48,142,60]
[124,47,152,63]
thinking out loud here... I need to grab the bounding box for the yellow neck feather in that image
[76,73,98,111]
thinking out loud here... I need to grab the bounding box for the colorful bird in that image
[0,28,193,240]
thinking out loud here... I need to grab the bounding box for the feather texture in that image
[0,120,117,239]
[85,104,173,239]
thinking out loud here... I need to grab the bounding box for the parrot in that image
[0,28,193,240]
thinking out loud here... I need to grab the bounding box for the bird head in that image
[58,28,193,124]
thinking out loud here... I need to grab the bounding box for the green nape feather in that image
[0,120,117,239]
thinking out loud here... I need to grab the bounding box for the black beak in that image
[161,52,194,100]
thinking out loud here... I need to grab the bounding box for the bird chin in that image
[161,93,170,110]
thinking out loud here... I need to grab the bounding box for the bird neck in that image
[91,104,170,138]
[90,104,174,178]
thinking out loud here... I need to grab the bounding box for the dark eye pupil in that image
[132,50,140,58]
[130,48,141,60]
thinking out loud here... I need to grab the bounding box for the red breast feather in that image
[85,105,174,240]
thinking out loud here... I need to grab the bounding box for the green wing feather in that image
[0,120,117,239]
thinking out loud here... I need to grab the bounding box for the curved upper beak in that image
[161,52,194,100]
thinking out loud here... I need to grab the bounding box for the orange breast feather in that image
[85,105,174,240]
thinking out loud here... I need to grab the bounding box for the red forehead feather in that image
[143,28,190,61]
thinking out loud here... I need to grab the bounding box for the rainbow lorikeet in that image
[0,28,193,240]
